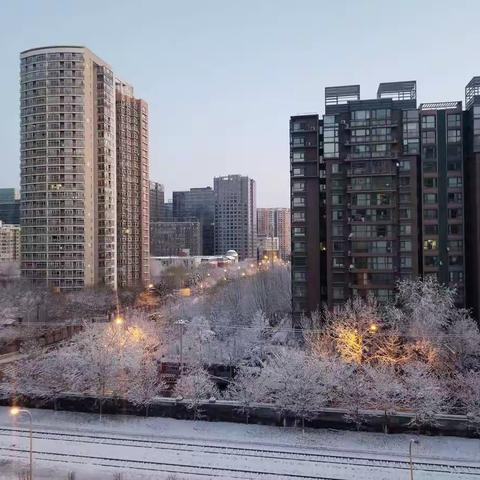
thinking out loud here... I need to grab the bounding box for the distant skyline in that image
[2,0,480,207]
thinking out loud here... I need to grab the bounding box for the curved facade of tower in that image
[20,46,117,290]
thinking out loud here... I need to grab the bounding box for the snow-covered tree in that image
[225,365,265,423]
[323,296,383,364]
[456,371,480,433]
[362,364,407,432]
[401,362,448,428]
[126,356,166,416]
[174,366,219,419]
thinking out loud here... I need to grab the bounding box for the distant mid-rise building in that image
[173,187,215,255]
[214,175,257,259]
[150,220,201,257]
[149,181,165,222]
[257,207,291,260]
[0,188,20,225]
[115,80,150,288]
[0,221,21,263]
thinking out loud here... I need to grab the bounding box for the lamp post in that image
[175,319,187,374]
[10,407,33,480]
[409,439,419,480]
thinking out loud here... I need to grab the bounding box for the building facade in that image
[150,220,201,257]
[149,181,165,222]
[115,80,150,287]
[0,221,21,263]
[20,46,148,291]
[464,78,480,320]
[256,207,291,260]
[173,187,215,255]
[290,79,480,320]
[419,102,465,305]
[0,188,20,225]
[214,175,257,259]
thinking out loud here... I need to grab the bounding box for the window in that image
[293,285,306,297]
[447,129,461,144]
[332,224,343,236]
[449,271,464,282]
[400,224,412,235]
[425,256,439,267]
[332,210,344,221]
[424,239,437,250]
[400,177,410,187]
[352,110,370,121]
[403,138,419,154]
[292,226,305,237]
[423,145,436,159]
[331,163,340,174]
[421,131,436,144]
[401,256,412,268]
[447,114,461,128]
[399,208,411,219]
[331,194,344,206]
[292,196,305,207]
[424,177,437,188]
[399,193,411,203]
[292,151,305,161]
[448,208,462,219]
[424,193,437,204]
[400,240,412,252]
[425,224,438,235]
[424,161,437,173]
[293,271,306,281]
[333,287,344,300]
[423,208,438,220]
[333,241,343,252]
[292,167,304,177]
[293,241,306,253]
[399,160,411,171]
[449,255,463,266]
[292,181,305,192]
[292,211,305,222]
[448,176,462,188]
[448,192,462,203]
[448,224,462,235]
[421,115,436,129]
[448,240,463,251]
[448,160,462,171]
[333,257,344,268]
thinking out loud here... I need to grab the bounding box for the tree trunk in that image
[302,417,305,435]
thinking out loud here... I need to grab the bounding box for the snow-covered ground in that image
[0,406,479,479]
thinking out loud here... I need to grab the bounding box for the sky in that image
[1,0,480,207]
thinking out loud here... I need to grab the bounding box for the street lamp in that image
[175,319,187,374]
[368,323,378,333]
[409,439,419,480]
[10,407,33,480]
[114,314,124,325]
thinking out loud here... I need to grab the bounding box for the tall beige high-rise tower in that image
[20,46,149,291]
[115,80,150,287]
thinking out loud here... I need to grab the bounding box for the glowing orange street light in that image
[369,323,378,333]
[114,315,124,326]
[10,407,33,480]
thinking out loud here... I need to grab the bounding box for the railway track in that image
[0,447,340,480]
[1,427,479,477]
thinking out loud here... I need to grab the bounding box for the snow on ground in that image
[0,406,479,479]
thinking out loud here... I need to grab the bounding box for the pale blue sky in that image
[1,0,479,206]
